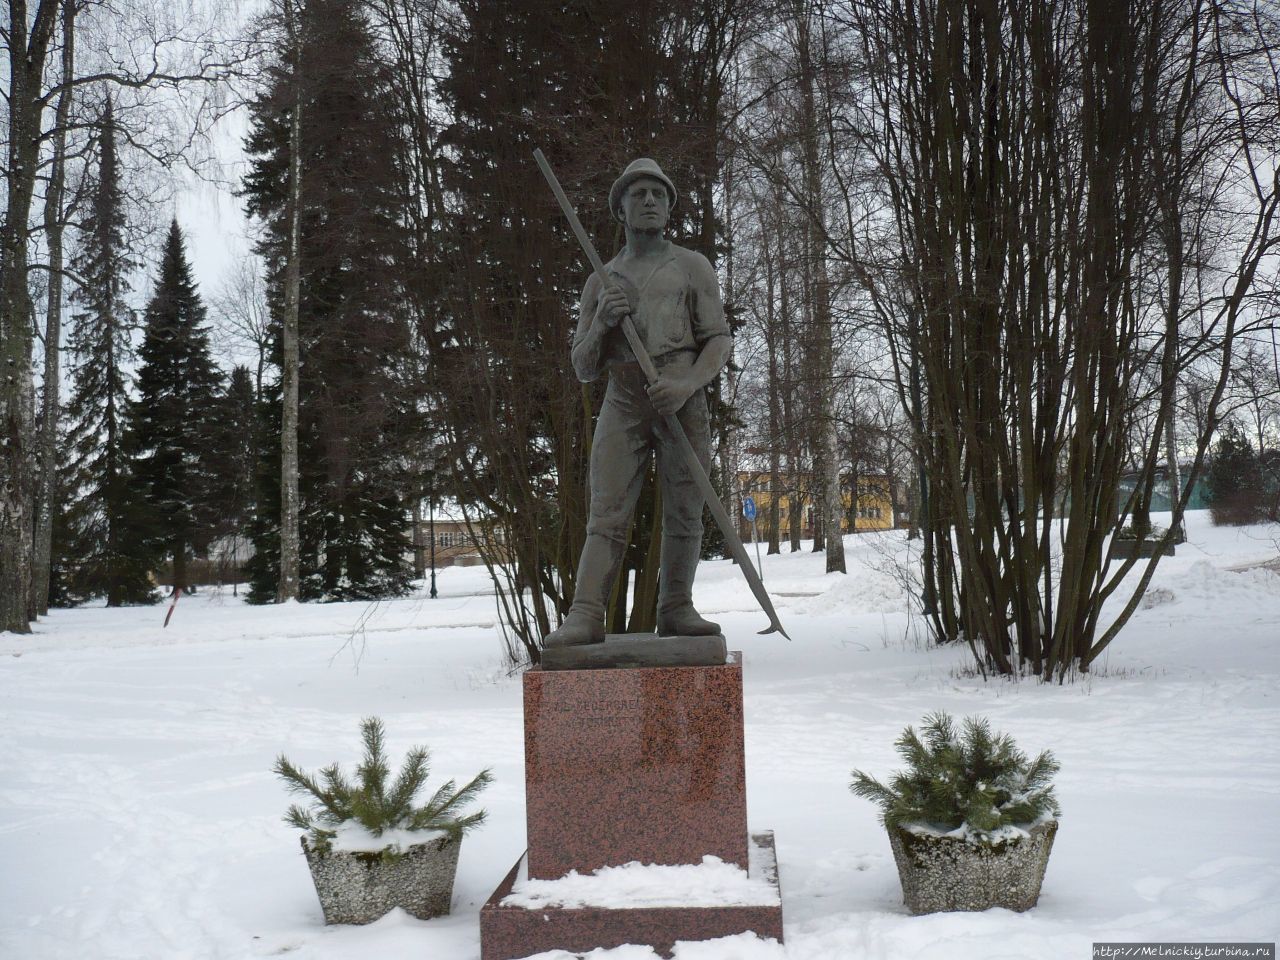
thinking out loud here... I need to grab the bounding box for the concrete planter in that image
[1113,538,1175,559]
[301,833,462,924]
[886,821,1057,915]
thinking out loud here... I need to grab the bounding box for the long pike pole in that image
[533,148,790,640]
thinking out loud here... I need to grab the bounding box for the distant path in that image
[1225,555,1280,575]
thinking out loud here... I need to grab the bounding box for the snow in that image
[501,854,776,911]
[901,818,1048,844]
[327,823,447,855]
[500,834,779,911]
[2,510,1278,960]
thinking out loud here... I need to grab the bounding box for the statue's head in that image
[610,158,677,233]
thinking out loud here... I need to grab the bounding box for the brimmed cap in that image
[609,158,677,221]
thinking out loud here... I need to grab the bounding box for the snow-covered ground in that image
[2,510,1278,960]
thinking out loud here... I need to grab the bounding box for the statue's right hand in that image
[595,284,630,329]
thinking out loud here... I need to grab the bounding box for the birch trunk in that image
[1,1,58,634]
[32,0,77,618]
[277,0,303,603]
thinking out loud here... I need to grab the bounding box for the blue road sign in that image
[742,496,757,522]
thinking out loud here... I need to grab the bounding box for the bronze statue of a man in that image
[545,158,733,648]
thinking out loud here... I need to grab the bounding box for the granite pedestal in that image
[478,647,783,959]
[525,651,747,878]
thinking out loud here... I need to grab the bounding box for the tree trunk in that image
[848,442,859,535]
[719,152,739,556]
[821,418,845,569]
[1164,410,1185,543]
[795,1,844,572]
[778,200,802,554]
[277,0,303,603]
[1,1,58,634]
[173,538,188,594]
[765,228,782,556]
[32,0,76,619]
[626,477,662,633]
[411,496,425,578]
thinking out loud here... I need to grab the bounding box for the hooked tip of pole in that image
[758,623,792,641]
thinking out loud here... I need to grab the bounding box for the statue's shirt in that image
[579,244,730,369]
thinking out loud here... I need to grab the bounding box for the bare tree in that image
[1227,336,1280,455]
[211,255,271,399]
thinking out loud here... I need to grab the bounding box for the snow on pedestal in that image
[479,832,783,960]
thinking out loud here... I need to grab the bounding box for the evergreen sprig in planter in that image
[276,717,492,924]
[852,712,1060,915]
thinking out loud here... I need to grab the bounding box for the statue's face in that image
[620,176,670,233]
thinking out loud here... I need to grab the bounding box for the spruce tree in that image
[61,98,156,606]
[127,220,225,592]
[244,374,284,603]
[197,363,257,591]
[206,365,259,586]
[242,0,414,602]
[45,458,81,608]
[1206,421,1268,526]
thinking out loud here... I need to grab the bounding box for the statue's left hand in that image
[646,375,697,415]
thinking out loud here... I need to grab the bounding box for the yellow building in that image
[733,471,895,541]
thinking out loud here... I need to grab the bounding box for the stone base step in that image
[479,831,784,960]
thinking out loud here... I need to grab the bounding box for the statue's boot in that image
[544,534,626,648]
[656,533,721,637]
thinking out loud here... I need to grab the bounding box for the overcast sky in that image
[173,105,255,302]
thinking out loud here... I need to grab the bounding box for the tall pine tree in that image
[127,220,225,592]
[60,98,155,606]
[242,0,415,602]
